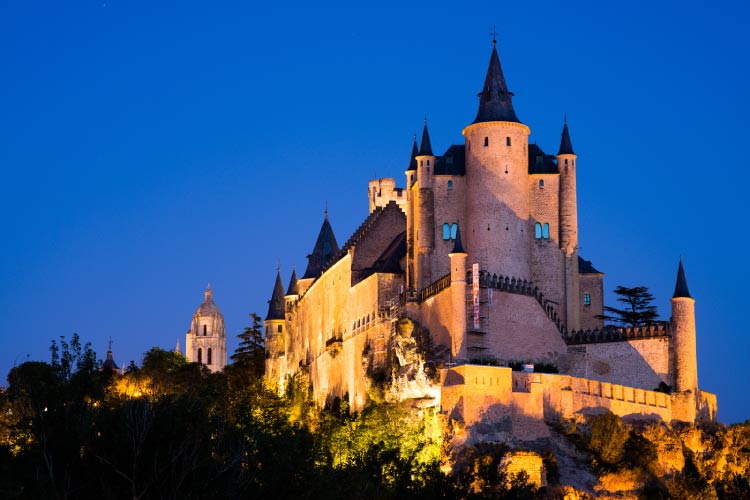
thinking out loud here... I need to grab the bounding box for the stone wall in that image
[430,174,466,280]
[528,173,565,310]
[578,273,604,331]
[368,178,407,214]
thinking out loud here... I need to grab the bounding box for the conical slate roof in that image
[286,268,299,296]
[673,257,692,299]
[406,135,419,171]
[450,225,466,254]
[265,270,285,321]
[418,120,433,156]
[303,213,339,279]
[473,43,521,124]
[558,118,575,155]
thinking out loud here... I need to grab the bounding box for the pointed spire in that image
[418,118,433,156]
[286,268,299,296]
[303,212,340,279]
[450,225,466,254]
[557,116,575,155]
[101,338,119,371]
[406,134,419,171]
[473,43,521,124]
[266,269,286,320]
[673,257,692,299]
[175,339,181,354]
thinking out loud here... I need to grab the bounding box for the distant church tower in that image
[185,283,226,372]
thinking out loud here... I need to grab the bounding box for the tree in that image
[231,313,265,376]
[598,286,659,327]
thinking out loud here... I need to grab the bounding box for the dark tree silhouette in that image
[598,286,659,327]
[230,313,265,377]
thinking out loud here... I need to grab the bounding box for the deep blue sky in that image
[1,1,748,423]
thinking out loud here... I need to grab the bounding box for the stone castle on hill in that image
[259,42,716,436]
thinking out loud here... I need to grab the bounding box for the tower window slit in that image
[506,136,511,146]
[203,324,207,336]
[207,348,212,365]
[484,137,489,147]
[277,324,282,333]
[198,348,202,364]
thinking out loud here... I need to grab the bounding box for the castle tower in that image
[264,269,286,348]
[405,135,418,290]
[557,118,580,330]
[448,226,468,360]
[671,258,698,394]
[463,41,532,279]
[414,120,436,289]
[185,283,227,372]
[99,337,120,374]
[302,212,339,280]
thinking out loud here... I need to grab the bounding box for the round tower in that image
[671,258,698,394]
[415,120,436,289]
[464,42,532,280]
[557,118,580,330]
[185,283,227,373]
[448,226,468,361]
[405,135,418,290]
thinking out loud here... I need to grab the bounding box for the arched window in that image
[447,180,453,189]
[484,137,489,147]
[542,223,550,239]
[539,179,544,187]
[203,324,207,336]
[506,136,511,146]
[451,223,458,240]
[442,223,450,240]
[197,348,202,364]
[277,324,282,333]
[207,348,212,365]
[534,223,542,239]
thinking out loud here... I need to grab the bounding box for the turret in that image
[302,211,339,280]
[100,337,120,374]
[265,269,287,392]
[448,226,468,360]
[414,120,436,289]
[463,41,531,279]
[406,135,418,290]
[671,258,697,394]
[557,118,580,329]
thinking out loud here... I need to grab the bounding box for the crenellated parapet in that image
[564,322,671,345]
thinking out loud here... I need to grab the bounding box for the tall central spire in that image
[473,43,521,124]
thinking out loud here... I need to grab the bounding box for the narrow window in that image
[565,159,568,166]
[506,136,511,146]
[203,324,207,336]
[584,293,591,306]
[539,179,544,187]
[442,223,450,240]
[534,223,542,239]
[277,324,282,333]
[447,180,453,189]
[451,223,458,240]
[542,223,550,239]
[207,348,212,365]
[197,348,202,364]
[427,160,430,166]
[484,137,489,147]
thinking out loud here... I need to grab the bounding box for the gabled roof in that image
[673,257,692,299]
[528,143,559,175]
[265,270,285,321]
[558,118,575,156]
[473,44,521,124]
[303,213,339,279]
[578,256,602,274]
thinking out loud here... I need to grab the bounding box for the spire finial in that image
[564,112,567,125]
[325,200,328,219]
[204,282,213,301]
[490,25,497,46]
[108,336,113,352]
[424,115,427,126]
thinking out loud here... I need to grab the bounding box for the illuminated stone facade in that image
[264,43,716,428]
[185,284,227,373]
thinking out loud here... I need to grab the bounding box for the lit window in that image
[442,223,450,240]
[198,348,202,364]
[484,137,489,147]
[542,223,550,239]
[451,223,458,240]
[277,324,282,333]
[584,293,591,306]
[506,136,511,146]
[447,180,453,189]
[539,179,544,187]
[535,222,542,239]
[207,348,212,365]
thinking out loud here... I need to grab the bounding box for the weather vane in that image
[490,25,498,45]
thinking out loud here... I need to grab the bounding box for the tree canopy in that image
[598,286,659,327]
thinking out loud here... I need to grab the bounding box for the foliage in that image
[588,411,629,466]
[230,312,265,377]
[598,285,659,327]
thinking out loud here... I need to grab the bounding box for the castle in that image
[263,42,717,434]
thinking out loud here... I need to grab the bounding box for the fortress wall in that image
[431,175,467,279]
[351,204,406,283]
[368,178,407,213]
[578,273,604,330]
[482,291,567,363]
[528,173,565,309]
[567,337,672,390]
[418,287,456,355]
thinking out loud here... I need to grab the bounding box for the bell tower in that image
[185,283,227,372]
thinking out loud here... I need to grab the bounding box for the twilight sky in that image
[1,0,748,423]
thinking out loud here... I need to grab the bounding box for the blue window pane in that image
[447,180,453,189]
[584,293,591,306]
[442,223,450,240]
[535,223,542,239]
[542,223,550,239]
[451,223,458,240]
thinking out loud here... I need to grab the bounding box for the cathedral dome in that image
[196,283,221,316]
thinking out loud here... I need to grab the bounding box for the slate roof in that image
[286,268,299,296]
[434,145,466,175]
[101,349,119,372]
[528,144,559,174]
[473,44,521,124]
[673,257,692,298]
[578,256,602,274]
[366,231,406,275]
[418,121,433,156]
[558,119,575,155]
[407,135,418,171]
[265,270,285,321]
[303,214,339,279]
[450,225,466,254]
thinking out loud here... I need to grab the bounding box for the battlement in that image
[564,323,671,345]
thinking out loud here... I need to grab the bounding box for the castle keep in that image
[264,42,717,433]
